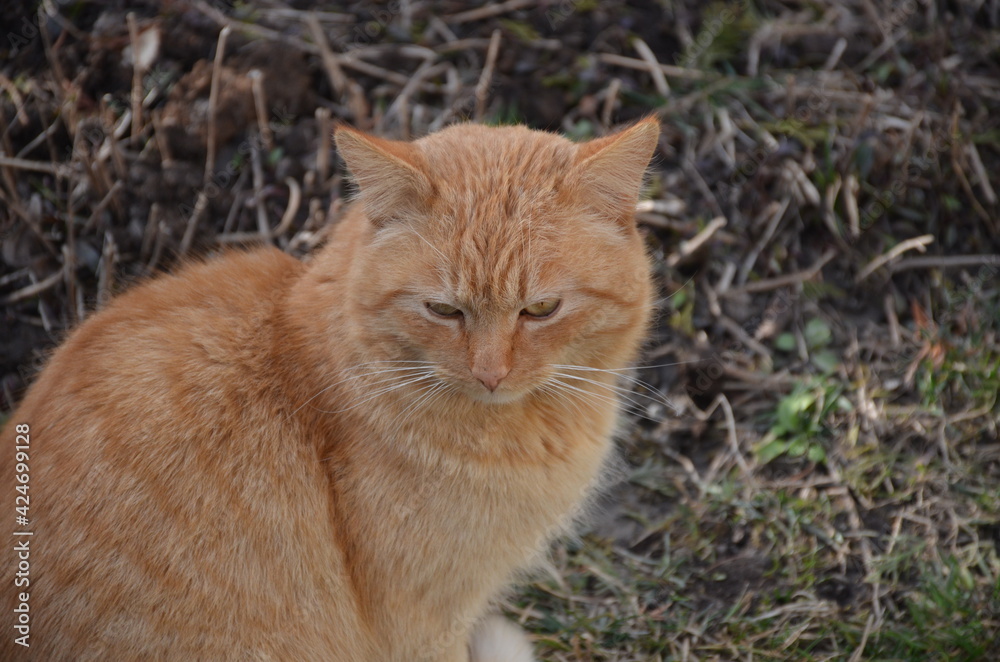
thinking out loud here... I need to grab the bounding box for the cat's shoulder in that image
[95,246,299,321]
[52,246,302,376]
[131,245,301,308]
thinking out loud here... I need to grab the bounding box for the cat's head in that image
[332,120,659,404]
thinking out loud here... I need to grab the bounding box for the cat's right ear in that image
[570,117,660,229]
[334,125,434,228]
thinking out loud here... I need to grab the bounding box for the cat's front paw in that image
[468,615,536,662]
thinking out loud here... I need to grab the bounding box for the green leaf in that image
[787,438,809,457]
[775,333,796,352]
[565,119,595,142]
[834,395,854,412]
[499,19,540,42]
[804,318,832,348]
[854,140,875,179]
[807,444,827,463]
[811,350,840,373]
[756,438,789,464]
[943,195,961,212]
[776,389,818,432]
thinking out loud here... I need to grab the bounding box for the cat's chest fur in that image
[301,342,619,640]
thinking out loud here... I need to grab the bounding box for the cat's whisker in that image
[551,371,677,414]
[347,373,436,402]
[394,381,446,420]
[347,370,438,399]
[650,276,695,307]
[339,367,438,391]
[535,382,590,419]
[348,360,436,366]
[550,364,681,414]
[551,372,655,408]
[405,227,450,265]
[545,376,661,421]
[291,362,437,418]
[543,378,624,412]
[316,381,450,464]
[551,360,704,373]
[383,381,451,437]
[315,371,439,415]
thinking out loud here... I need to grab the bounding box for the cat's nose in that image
[472,365,510,392]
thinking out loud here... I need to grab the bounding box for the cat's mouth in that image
[444,375,529,405]
[468,387,525,406]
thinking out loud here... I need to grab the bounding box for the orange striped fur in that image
[1,118,659,661]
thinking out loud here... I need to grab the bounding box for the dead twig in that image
[180,24,229,257]
[1,267,65,305]
[96,230,117,310]
[275,177,302,239]
[717,314,773,364]
[737,197,791,285]
[601,78,621,128]
[146,220,168,275]
[0,73,30,126]
[205,25,231,186]
[445,0,537,24]
[965,142,998,205]
[249,70,275,153]
[306,13,349,96]
[666,216,726,267]
[218,177,302,245]
[315,107,332,184]
[475,30,502,121]
[597,52,712,81]
[0,156,73,178]
[889,254,1000,273]
[250,139,270,240]
[179,192,210,256]
[140,203,161,261]
[126,13,144,146]
[695,394,758,490]
[83,180,124,233]
[855,234,935,282]
[724,249,838,297]
[194,1,315,53]
[631,38,670,97]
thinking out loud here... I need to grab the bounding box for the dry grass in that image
[2,1,999,660]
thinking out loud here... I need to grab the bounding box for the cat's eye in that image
[426,301,462,318]
[521,299,561,318]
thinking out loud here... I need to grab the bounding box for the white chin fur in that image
[468,615,536,662]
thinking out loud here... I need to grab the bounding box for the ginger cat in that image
[0,118,660,661]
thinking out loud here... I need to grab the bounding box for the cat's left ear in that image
[571,117,660,228]
[334,125,434,228]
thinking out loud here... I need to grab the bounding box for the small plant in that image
[754,377,851,464]
[774,317,841,373]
